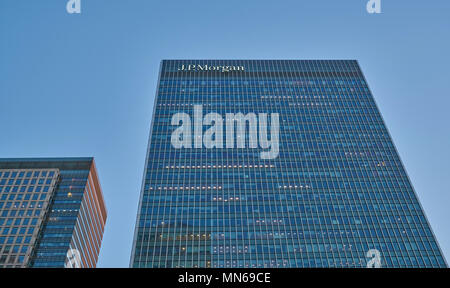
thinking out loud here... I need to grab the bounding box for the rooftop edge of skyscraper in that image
[0,157,107,267]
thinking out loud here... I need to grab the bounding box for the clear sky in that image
[1,0,449,267]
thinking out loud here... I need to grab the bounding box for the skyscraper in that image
[131,60,446,268]
[0,158,107,268]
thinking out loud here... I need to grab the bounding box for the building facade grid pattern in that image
[131,60,446,268]
[0,158,107,268]
[0,169,59,267]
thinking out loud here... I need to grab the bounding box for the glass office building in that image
[0,158,107,268]
[131,60,446,268]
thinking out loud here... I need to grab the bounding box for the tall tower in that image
[0,157,107,268]
[131,60,446,268]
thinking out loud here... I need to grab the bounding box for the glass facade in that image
[0,158,107,268]
[131,60,447,268]
[0,169,59,267]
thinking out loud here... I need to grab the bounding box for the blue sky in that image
[1,0,449,267]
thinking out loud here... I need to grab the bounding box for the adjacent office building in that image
[131,60,446,268]
[0,158,107,268]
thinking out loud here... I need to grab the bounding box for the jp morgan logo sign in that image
[171,105,279,160]
[178,64,245,73]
